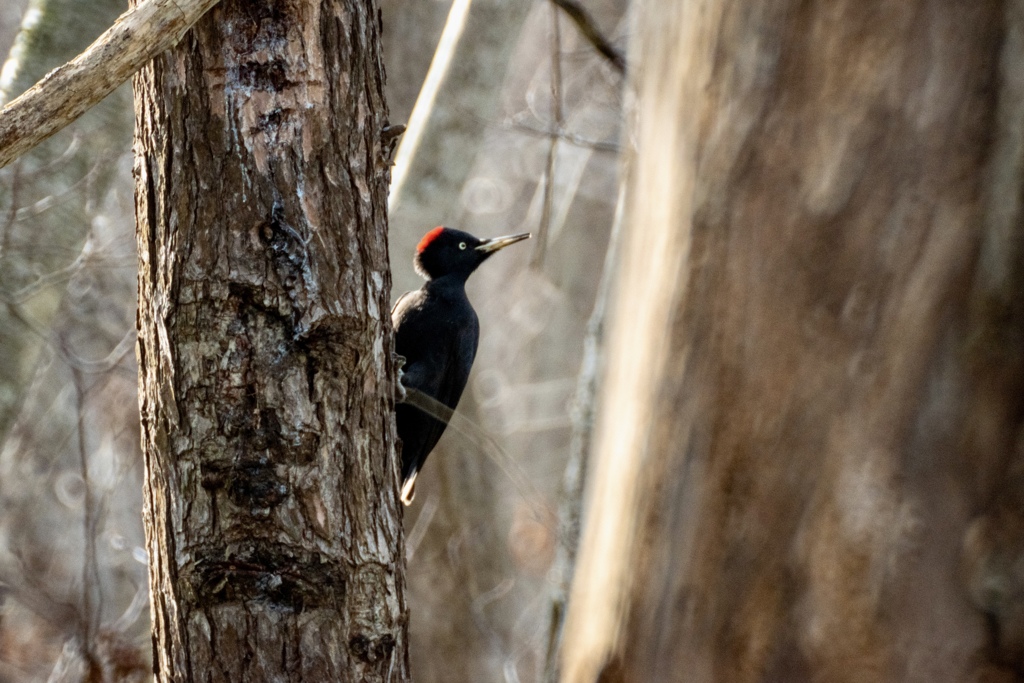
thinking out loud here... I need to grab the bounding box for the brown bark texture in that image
[563,1,1024,682]
[131,0,408,680]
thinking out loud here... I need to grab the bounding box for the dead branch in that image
[0,0,221,170]
[550,0,626,74]
[533,3,565,269]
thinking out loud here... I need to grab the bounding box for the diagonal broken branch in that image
[0,0,221,170]
[550,0,626,74]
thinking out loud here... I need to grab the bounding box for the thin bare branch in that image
[502,119,619,153]
[403,388,554,520]
[550,0,626,74]
[70,359,101,652]
[532,5,564,269]
[0,0,221,169]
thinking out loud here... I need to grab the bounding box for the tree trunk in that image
[563,1,1024,682]
[131,0,408,679]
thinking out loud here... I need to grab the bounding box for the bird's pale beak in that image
[475,232,531,253]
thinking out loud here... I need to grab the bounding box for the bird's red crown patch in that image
[416,226,446,253]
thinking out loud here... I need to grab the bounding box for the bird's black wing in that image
[396,318,478,504]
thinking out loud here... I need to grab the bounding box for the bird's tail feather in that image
[400,473,417,506]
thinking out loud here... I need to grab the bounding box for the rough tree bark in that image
[563,1,1024,682]
[132,0,408,680]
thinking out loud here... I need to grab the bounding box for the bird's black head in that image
[413,227,531,281]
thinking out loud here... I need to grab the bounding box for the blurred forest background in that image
[3,0,1024,681]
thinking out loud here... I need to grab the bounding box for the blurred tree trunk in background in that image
[132,0,407,679]
[563,1,1024,682]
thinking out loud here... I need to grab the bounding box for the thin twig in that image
[1,296,136,374]
[7,133,82,184]
[550,0,626,74]
[502,119,619,154]
[403,389,553,520]
[531,5,565,270]
[13,154,106,221]
[70,356,102,652]
[0,160,19,257]
[464,108,620,152]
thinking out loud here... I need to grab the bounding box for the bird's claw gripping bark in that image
[393,353,408,403]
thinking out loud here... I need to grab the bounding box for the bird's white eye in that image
[459,242,467,250]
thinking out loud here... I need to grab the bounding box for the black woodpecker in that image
[393,226,530,505]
